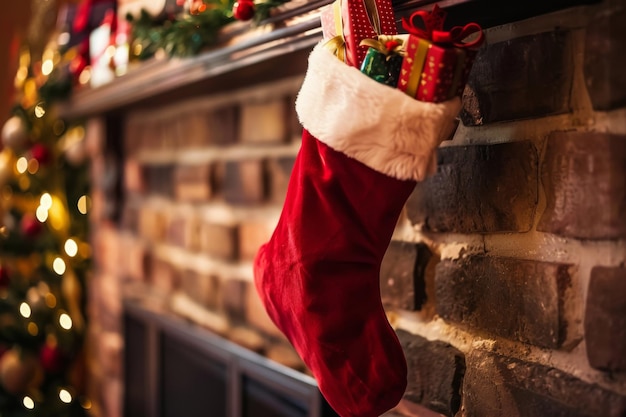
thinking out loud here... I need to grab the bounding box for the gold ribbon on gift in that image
[359,36,404,60]
[325,36,347,62]
[323,0,347,62]
[403,38,431,98]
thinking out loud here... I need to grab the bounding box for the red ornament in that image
[39,343,66,374]
[21,214,43,238]
[233,0,255,21]
[0,265,9,288]
[30,143,51,164]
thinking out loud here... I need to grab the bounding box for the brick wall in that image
[85,1,626,416]
[383,2,626,416]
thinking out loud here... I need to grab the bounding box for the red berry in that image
[30,143,50,164]
[233,0,255,21]
[21,214,43,238]
[39,343,66,374]
[384,40,400,51]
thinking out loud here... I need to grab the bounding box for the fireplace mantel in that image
[56,0,597,119]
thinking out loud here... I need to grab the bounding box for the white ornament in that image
[1,116,29,151]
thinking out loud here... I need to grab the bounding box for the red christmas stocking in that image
[254,43,461,417]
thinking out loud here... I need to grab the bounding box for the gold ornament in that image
[0,349,40,394]
[0,150,15,186]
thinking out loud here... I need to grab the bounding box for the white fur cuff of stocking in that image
[295,42,462,182]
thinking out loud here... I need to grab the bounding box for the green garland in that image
[127,0,292,60]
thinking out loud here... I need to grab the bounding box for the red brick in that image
[435,256,572,348]
[211,106,239,145]
[178,112,204,148]
[267,156,295,205]
[142,164,175,197]
[380,241,433,311]
[179,106,238,147]
[220,159,267,205]
[180,269,219,309]
[239,98,288,144]
[199,221,239,261]
[397,330,464,416]
[220,278,247,320]
[184,215,202,252]
[123,118,141,155]
[238,220,274,260]
[166,214,187,248]
[584,7,626,110]
[461,31,573,126]
[537,132,626,240]
[585,265,626,372]
[406,141,538,234]
[174,164,212,202]
[138,205,168,243]
[463,350,626,417]
[165,210,201,250]
[159,116,179,150]
[149,258,178,294]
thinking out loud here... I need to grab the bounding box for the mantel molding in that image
[56,0,597,119]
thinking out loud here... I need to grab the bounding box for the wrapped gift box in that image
[359,37,405,87]
[320,0,398,68]
[396,5,484,102]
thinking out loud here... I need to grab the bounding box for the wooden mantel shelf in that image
[56,0,597,119]
[56,0,333,119]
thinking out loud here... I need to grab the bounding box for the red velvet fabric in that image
[254,129,416,417]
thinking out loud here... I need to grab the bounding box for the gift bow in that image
[401,4,484,49]
[359,36,404,60]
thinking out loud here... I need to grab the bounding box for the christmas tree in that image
[0,4,91,415]
[0,0,295,414]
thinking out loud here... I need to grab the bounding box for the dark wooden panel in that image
[124,315,150,417]
[160,332,229,417]
[242,376,309,417]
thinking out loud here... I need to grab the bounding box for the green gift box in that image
[359,37,405,87]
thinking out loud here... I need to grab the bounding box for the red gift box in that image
[397,5,484,102]
[320,0,398,68]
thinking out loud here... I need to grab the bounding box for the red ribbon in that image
[74,0,118,33]
[401,5,484,49]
